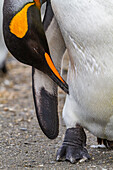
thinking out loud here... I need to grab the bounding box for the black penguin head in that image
[3,0,69,94]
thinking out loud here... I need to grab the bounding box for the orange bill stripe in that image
[45,53,65,84]
[9,2,34,38]
[34,0,41,9]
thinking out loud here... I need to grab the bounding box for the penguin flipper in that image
[32,68,58,139]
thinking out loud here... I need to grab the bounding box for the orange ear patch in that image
[45,53,65,84]
[9,2,34,38]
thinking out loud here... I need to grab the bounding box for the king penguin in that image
[0,0,8,73]
[3,0,68,139]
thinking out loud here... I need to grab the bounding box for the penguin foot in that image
[56,126,90,164]
[97,138,113,149]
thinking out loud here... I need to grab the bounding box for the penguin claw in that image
[56,155,60,161]
[56,146,66,161]
[66,154,76,164]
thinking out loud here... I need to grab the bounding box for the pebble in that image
[19,128,28,131]
[4,107,15,112]
[38,164,44,167]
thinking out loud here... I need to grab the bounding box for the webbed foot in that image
[56,126,90,163]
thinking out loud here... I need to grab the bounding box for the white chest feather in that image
[51,0,113,140]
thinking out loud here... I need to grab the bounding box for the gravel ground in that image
[0,55,113,169]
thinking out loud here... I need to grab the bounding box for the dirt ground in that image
[0,55,113,169]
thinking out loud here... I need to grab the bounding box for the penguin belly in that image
[51,0,113,140]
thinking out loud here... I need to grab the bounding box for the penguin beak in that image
[44,53,69,94]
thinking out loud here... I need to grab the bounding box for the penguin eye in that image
[34,0,41,9]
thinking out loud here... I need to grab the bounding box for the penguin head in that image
[3,0,69,94]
